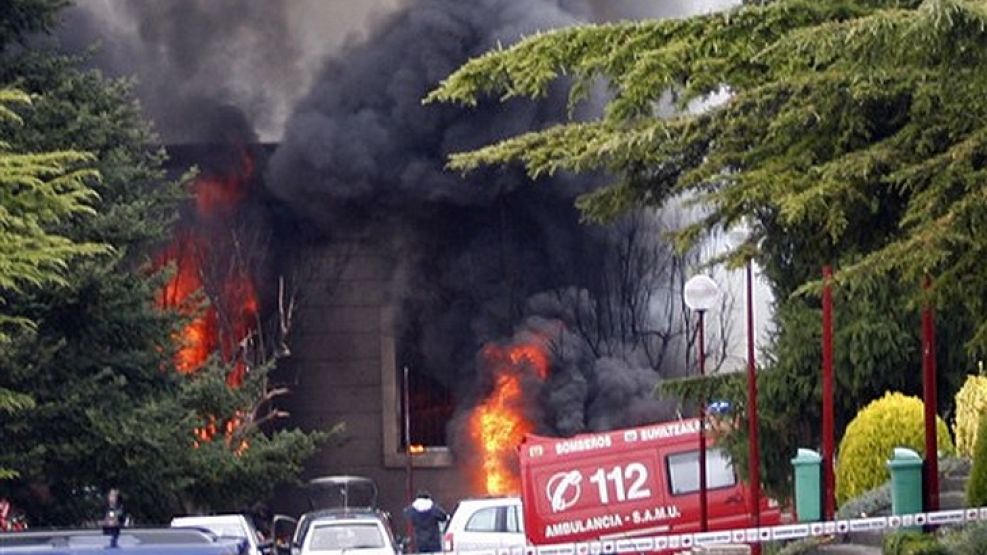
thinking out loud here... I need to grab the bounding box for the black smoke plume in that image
[58,0,730,474]
[267,0,707,456]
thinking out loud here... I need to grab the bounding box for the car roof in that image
[301,508,388,521]
[171,515,246,525]
[453,496,521,506]
[309,517,385,526]
[0,528,244,554]
[0,529,219,544]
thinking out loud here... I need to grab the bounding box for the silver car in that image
[171,514,268,555]
[293,510,398,555]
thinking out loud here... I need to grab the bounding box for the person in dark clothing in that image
[98,488,129,547]
[403,491,448,553]
[250,501,272,541]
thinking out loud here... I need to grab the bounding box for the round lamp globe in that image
[684,275,720,312]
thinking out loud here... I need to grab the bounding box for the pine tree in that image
[0,87,107,480]
[0,51,324,523]
[427,0,987,496]
[0,0,65,48]
[0,88,106,336]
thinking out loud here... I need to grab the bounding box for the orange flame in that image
[194,154,254,217]
[156,150,259,454]
[468,341,549,495]
[155,153,259,384]
[193,410,249,455]
[156,233,217,374]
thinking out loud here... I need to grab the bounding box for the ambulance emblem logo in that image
[546,470,582,512]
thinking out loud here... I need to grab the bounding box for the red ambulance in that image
[519,418,781,545]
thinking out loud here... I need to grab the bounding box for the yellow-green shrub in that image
[836,392,954,505]
[966,412,987,506]
[953,374,987,458]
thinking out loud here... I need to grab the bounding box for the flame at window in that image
[155,148,260,453]
[155,152,259,386]
[468,342,549,495]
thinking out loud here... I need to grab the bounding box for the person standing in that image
[250,501,272,542]
[99,488,129,548]
[403,491,448,553]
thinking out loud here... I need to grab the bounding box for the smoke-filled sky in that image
[255,0,744,438]
[56,0,756,441]
[60,0,738,142]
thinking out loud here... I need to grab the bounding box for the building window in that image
[399,368,454,448]
[381,306,453,467]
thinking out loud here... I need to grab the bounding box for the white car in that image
[171,514,267,555]
[442,497,525,552]
[293,510,398,555]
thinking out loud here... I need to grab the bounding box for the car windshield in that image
[198,523,245,538]
[309,523,384,551]
[173,518,253,540]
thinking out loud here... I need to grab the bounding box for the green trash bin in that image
[792,448,823,522]
[887,447,924,517]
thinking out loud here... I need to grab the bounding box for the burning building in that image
[63,0,742,522]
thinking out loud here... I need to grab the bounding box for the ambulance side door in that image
[663,445,750,533]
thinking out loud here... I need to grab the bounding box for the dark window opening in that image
[398,332,454,448]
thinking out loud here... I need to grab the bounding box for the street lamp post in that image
[728,224,761,549]
[684,275,721,533]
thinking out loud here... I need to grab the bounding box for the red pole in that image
[922,277,939,512]
[821,266,835,520]
[403,366,415,551]
[698,310,708,533]
[745,259,762,550]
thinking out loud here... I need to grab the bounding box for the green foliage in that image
[837,481,891,519]
[427,0,984,501]
[0,86,108,481]
[0,0,67,49]
[661,284,933,500]
[883,531,949,555]
[940,521,987,555]
[965,412,987,507]
[954,374,987,458]
[768,536,829,555]
[0,48,327,524]
[0,88,108,338]
[427,0,987,347]
[835,456,967,519]
[836,392,953,505]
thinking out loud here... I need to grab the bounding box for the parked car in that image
[283,476,400,555]
[0,527,246,554]
[442,497,525,552]
[171,514,267,555]
[292,509,398,555]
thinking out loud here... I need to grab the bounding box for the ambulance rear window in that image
[666,448,736,495]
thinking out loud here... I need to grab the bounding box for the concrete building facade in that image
[274,241,471,521]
